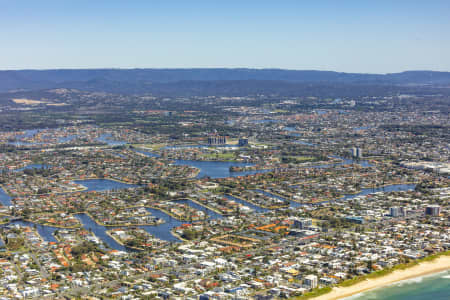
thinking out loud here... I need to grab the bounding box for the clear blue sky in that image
[1,0,449,73]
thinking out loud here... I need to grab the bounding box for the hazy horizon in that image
[0,67,449,75]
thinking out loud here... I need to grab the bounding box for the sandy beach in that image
[312,255,450,300]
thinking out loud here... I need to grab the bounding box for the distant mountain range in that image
[1,68,449,93]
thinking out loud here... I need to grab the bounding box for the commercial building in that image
[425,205,441,216]
[351,147,363,159]
[303,274,318,289]
[389,207,405,217]
[293,218,312,229]
[238,137,249,147]
[208,135,227,145]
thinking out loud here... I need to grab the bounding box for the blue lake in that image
[173,159,267,179]
[73,179,138,192]
[335,156,373,168]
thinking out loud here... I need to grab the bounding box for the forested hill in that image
[1,69,450,92]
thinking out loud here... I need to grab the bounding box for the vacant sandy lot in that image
[46,103,68,106]
[12,98,48,105]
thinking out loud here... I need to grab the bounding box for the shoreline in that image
[310,255,450,300]
[105,230,145,251]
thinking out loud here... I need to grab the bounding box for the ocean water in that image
[344,269,450,300]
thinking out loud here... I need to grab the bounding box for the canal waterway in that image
[6,220,59,243]
[133,149,160,158]
[75,213,128,251]
[253,189,303,208]
[0,187,12,206]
